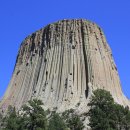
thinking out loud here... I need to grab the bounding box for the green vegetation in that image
[0,99,48,130]
[20,99,48,130]
[1,106,19,130]
[0,112,3,129]
[88,89,130,130]
[48,112,67,130]
[0,99,83,130]
[62,109,84,130]
[0,89,130,130]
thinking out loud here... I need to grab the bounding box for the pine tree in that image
[88,89,130,130]
[3,106,19,130]
[48,112,68,130]
[0,112,3,130]
[88,89,117,130]
[21,99,48,130]
[62,109,84,130]
[66,114,84,130]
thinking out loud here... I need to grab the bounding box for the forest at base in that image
[0,89,130,130]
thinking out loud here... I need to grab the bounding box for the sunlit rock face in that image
[0,19,129,112]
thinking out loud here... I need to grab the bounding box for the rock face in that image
[0,19,129,112]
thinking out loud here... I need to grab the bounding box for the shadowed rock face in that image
[0,19,129,112]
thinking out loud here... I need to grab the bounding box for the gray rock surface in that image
[0,19,129,113]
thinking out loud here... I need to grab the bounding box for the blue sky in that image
[0,0,130,99]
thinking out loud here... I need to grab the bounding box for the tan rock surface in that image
[0,19,129,113]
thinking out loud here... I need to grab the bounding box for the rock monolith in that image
[0,19,129,114]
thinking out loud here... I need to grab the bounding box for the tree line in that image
[0,89,130,130]
[0,99,83,130]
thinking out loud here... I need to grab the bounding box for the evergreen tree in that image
[125,107,130,130]
[88,89,130,130]
[48,112,68,130]
[62,109,84,130]
[113,104,126,129]
[66,114,84,130]
[88,89,117,130]
[3,106,19,130]
[21,99,48,130]
[0,112,3,130]
[116,106,130,130]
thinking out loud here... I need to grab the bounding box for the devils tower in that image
[0,19,129,112]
